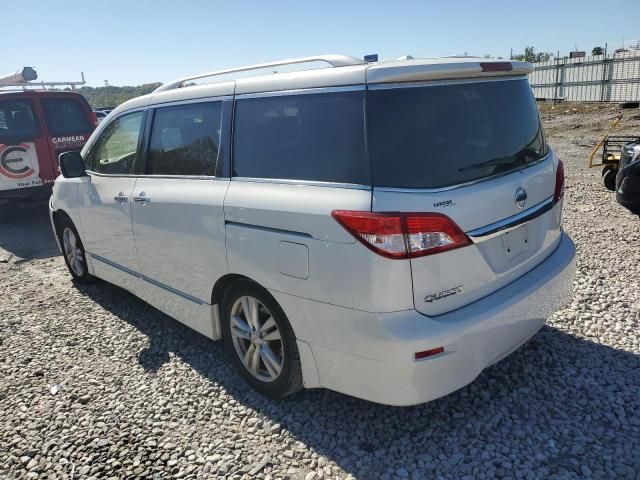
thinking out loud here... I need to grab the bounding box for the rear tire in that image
[56,215,94,284]
[221,280,302,399]
[602,166,617,191]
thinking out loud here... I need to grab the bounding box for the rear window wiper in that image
[458,149,540,172]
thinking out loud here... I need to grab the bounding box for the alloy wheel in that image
[229,295,284,382]
[62,227,84,276]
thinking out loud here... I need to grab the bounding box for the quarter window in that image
[147,102,222,176]
[88,111,143,175]
[232,91,368,184]
[41,98,91,135]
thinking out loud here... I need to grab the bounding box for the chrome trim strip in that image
[90,252,140,277]
[85,171,228,180]
[89,253,205,305]
[231,176,370,190]
[466,196,554,240]
[225,221,313,239]
[135,174,227,181]
[86,170,137,178]
[149,95,234,109]
[236,84,365,99]
[373,153,551,193]
[367,75,527,91]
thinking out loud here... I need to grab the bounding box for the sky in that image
[3,0,639,87]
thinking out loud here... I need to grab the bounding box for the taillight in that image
[331,211,471,259]
[90,111,99,127]
[554,159,565,204]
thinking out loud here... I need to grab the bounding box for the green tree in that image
[71,83,162,109]
[592,46,604,56]
[512,46,552,63]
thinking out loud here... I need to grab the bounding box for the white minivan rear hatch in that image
[366,76,564,316]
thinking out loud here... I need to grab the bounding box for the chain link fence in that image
[529,41,640,102]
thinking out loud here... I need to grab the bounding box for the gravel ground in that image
[1,104,639,480]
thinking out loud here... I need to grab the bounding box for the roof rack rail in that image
[154,54,366,93]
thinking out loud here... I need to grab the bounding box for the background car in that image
[616,140,640,215]
[0,90,96,203]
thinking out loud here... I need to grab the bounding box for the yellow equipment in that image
[588,113,639,191]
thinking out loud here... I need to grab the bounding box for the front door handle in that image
[132,191,150,204]
[114,192,128,204]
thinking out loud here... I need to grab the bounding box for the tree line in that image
[75,83,161,109]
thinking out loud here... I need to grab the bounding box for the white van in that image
[50,55,575,406]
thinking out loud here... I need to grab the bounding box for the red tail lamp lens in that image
[332,211,471,259]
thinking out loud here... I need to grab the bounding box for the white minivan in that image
[50,55,575,406]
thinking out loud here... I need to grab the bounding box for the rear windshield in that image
[0,99,40,138]
[41,97,91,136]
[367,78,547,189]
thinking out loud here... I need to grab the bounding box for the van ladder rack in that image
[154,54,366,93]
[0,73,87,91]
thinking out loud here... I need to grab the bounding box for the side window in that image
[232,91,368,184]
[147,101,222,176]
[0,99,40,139]
[88,111,143,174]
[41,98,92,135]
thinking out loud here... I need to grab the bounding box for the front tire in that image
[221,280,302,399]
[56,215,94,284]
[602,166,617,192]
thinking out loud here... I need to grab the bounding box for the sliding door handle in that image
[114,192,128,204]
[132,192,150,204]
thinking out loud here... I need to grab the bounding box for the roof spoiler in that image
[366,60,533,84]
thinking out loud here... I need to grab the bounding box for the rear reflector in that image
[554,159,565,204]
[415,347,444,360]
[332,211,471,259]
[480,62,513,72]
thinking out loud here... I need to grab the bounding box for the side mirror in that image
[59,151,86,178]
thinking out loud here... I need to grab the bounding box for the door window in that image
[41,98,92,135]
[147,102,222,176]
[87,111,143,175]
[0,99,40,139]
[232,91,368,184]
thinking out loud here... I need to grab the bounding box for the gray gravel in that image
[1,104,639,479]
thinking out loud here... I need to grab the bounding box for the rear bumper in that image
[273,232,576,406]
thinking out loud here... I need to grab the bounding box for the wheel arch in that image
[51,208,70,229]
[210,273,320,389]
[211,273,253,307]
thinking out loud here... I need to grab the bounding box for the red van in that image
[0,90,96,203]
